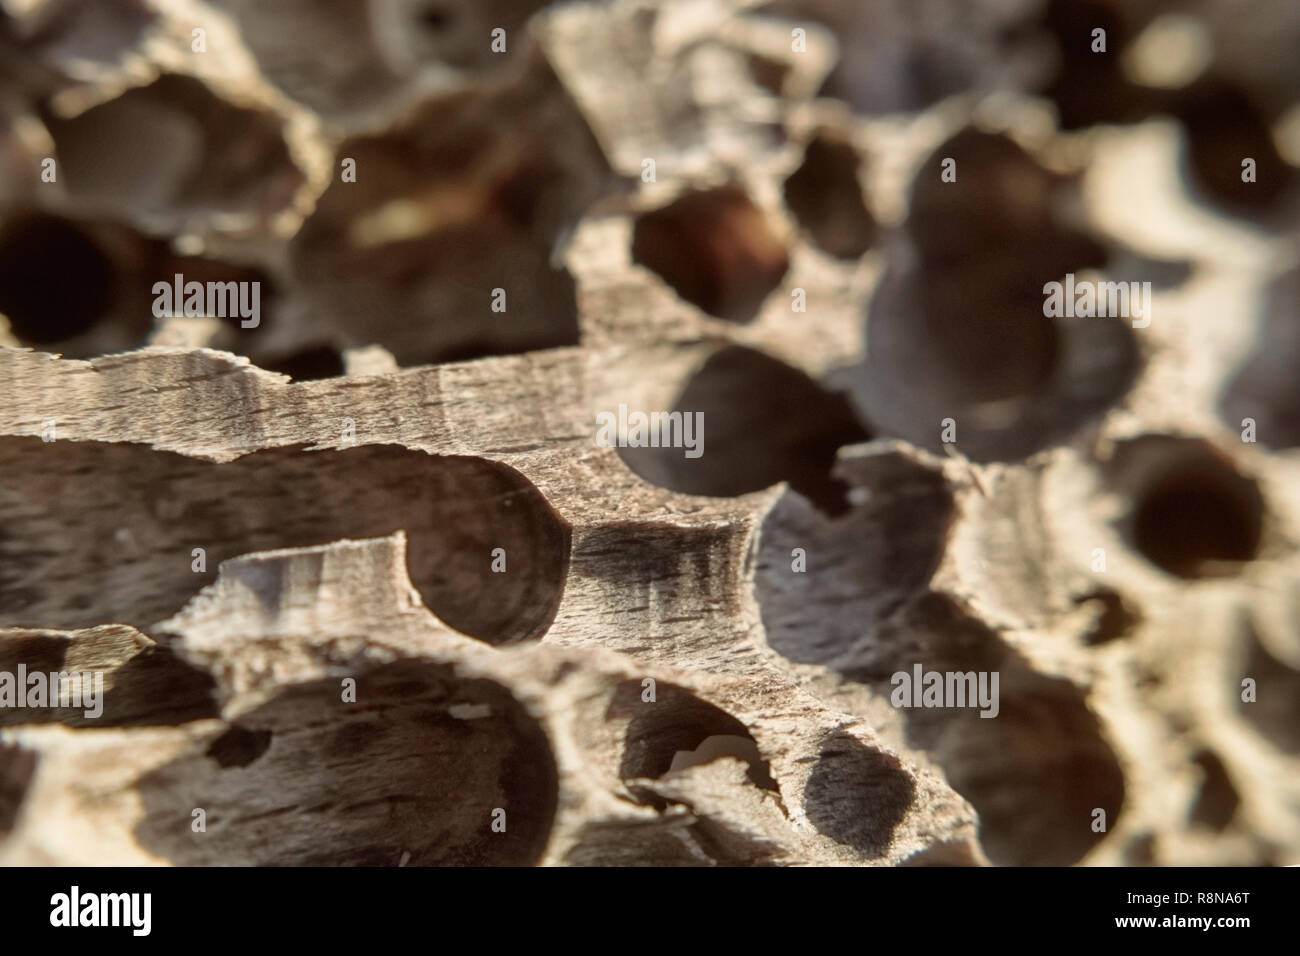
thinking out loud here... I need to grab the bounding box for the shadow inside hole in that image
[1119,440,1264,579]
[206,724,273,768]
[843,594,1125,866]
[565,809,784,867]
[859,268,1139,460]
[734,444,1127,864]
[756,449,955,669]
[287,54,606,364]
[260,345,347,382]
[803,732,914,858]
[1036,0,1161,130]
[606,679,777,791]
[0,439,570,645]
[0,630,219,727]
[616,345,870,514]
[681,810,785,867]
[782,130,877,260]
[134,660,558,865]
[1189,749,1239,831]
[757,0,993,114]
[22,0,156,64]
[1124,832,1159,866]
[876,262,1065,408]
[1220,267,1300,449]
[631,186,789,323]
[44,73,303,220]
[418,5,455,32]
[1237,625,1300,754]
[0,210,278,358]
[1174,77,1298,218]
[1073,588,1141,646]
[951,683,1126,866]
[0,742,37,836]
[0,213,117,342]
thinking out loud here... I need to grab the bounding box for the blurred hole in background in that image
[0,212,116,342]
[1189,748,1239,831]
[17,0,156,67]
[782,129,877,260]
[856,128,1137,462]
[1177,77,1297,215]
[905,129,1100,270]
[900,266,1063,408]
[1129,448,1263,579]
[286,56,602,366]
[44,73,303,223]
[0,743,38,837]
[1039,0,1152,129]
[1219,267,1300,449]
[1236,624,1300,754]
[0,210,279,358]
[632,186,789,323]
[901,131,1108,419]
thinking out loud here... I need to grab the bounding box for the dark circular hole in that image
[1177,78,1296,215]
[1036,0,1155,130]
[205,725,273,768]
[914,271,1063,405]
[1130,455,1263,578]
[631,186,789,323]
[782,131,877,260]
[0,214,117,342]
[804,733,914,858]
[419,5,455,32]
[615,345,870,514]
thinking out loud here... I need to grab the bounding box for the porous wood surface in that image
[1,0,1299,866]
